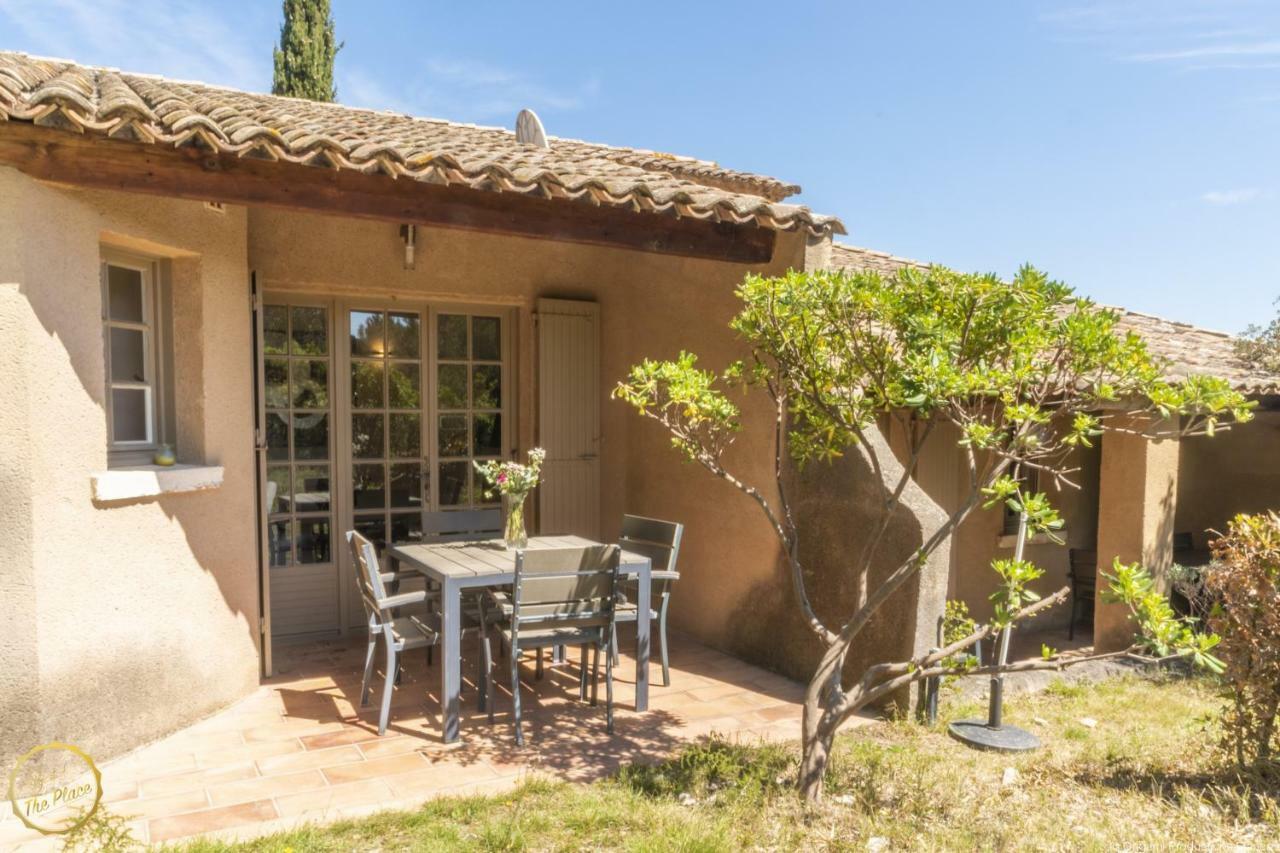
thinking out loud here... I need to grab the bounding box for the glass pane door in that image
[434,312,505,509]
[262,301,339,638]
[348,308,427,551]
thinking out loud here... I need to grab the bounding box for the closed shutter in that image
[536,298,600,539]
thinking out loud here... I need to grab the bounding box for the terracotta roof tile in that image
[828,242,1280,395]
[0,51,841,237]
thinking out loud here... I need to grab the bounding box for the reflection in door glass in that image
[434,313,503,508]
[351,309,426,552]
[349,311,385,357]
[263,303,332,567]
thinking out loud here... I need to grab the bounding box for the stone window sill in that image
[91,464,224,502]
[997,530,1067,549]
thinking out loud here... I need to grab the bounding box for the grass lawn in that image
[162,674,1275,852]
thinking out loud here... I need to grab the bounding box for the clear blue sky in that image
[2,0,1276,333]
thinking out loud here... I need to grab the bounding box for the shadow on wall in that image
[1176,410,1280,549]
[0,180,259,771]
[725,446,940,713]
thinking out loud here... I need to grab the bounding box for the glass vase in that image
[502,492,528,550]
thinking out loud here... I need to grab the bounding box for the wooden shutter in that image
[537,298,600,539]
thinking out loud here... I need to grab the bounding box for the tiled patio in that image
[2,632,806,849]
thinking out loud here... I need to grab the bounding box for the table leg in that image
[634,563,651,712]
[441,580,462,743]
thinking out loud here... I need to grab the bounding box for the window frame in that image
[430,307,512,511]
[101,249,171,466]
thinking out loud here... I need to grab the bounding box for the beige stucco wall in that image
[948,443,1101,630]
[0,167,260,769]
[1174,409,1280,547]
[247,207,807,652]
[2,162,953,762]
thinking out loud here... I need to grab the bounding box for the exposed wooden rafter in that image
[0,123,777,264]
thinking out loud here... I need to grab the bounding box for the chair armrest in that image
[377,590,429,610]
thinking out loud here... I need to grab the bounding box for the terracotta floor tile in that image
[112,788,212,822]
[256,744,364,776]
[241,719,344,743]
[148,799,278,843]
[322,752,430,785]
[382,761,501,799]
[187,711,285,736]
[358,736,426,759]
[138,762,258,798]
[273,778,395,818]
[299,726,382,750]
[207,769,328,807]
[113,750,198,783]
[754,703,802,722]
[100,779,139,804]
[74,635,805,844]
[195,739,304,768]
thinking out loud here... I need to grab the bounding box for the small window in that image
[102,251,172,464]
[1002,467,1038,536]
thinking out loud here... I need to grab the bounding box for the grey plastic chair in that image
[480,545,621,746]
[612,515,684,687]
[423,509,503,543]
[420,509,503,672]
[347,530,440,736]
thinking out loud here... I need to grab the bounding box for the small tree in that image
[1207,512,1280,777]
[272,0,341,102]
[615,265,1251,800]
[1236,299,1280,374]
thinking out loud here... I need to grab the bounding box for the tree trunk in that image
[798,638,848,801]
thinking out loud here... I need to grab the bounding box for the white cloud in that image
[1127,40,1280,62]
[341,56,597,124]
[0,2,597,126]
[1201,188,1264,205]
[1041,1,1280,73]
[0,0,272,91]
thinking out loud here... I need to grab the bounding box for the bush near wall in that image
[1208,512,1280,776]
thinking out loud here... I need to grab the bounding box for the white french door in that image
[262,299,340,639]
[259,295,513,638]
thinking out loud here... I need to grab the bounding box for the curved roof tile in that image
[829,242,1280,395]
[0,52,842,237]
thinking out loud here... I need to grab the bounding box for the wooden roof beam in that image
[0,123,776,264]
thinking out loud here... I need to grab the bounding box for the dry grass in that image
[170,674,1279,852]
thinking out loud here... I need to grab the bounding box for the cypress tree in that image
[271,0,341,102]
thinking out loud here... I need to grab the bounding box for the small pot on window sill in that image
[153,444,176,466]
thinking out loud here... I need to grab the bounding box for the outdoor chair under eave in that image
[480,545,622,746]
[420,509,504,670]
[612,515,684,687]
[1067,547,1097,641]
[347,530,441,736]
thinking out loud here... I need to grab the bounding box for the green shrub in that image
[1207,512,1280,776]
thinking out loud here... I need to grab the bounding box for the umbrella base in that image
[948,719,1040,752]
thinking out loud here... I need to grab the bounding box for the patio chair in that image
[480,545,622,746]
[421,509,503,670]
[347,530,441,736]
[612,514,684,687]
[1066,548,1097,641]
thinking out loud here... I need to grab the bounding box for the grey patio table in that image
[387,535,653,743]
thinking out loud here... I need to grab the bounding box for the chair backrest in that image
[620,514,684,575]
[422,509,502,543]
[1067,548,1097,585]
[511,545,621,637]
[346,530,392,628]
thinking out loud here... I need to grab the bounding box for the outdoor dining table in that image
[387,534,653,743]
